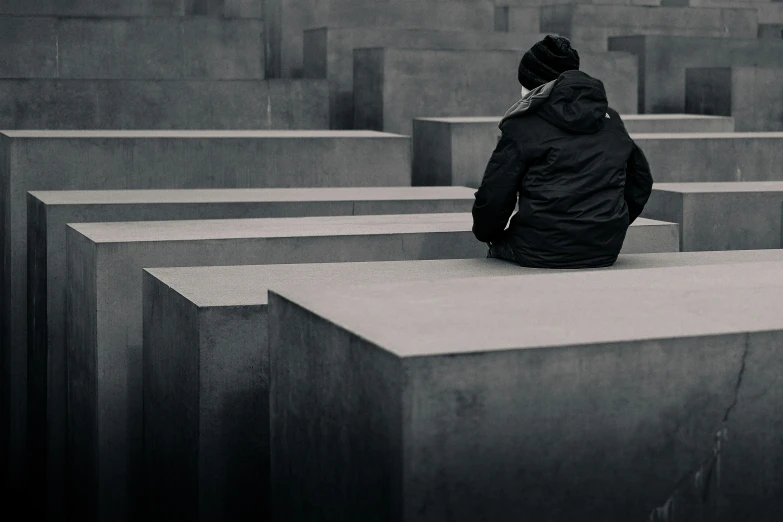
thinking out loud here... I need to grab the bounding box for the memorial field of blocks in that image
[2,0,783,520]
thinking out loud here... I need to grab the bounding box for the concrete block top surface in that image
[653,181,783,193]
[0,129,405,139]
[149,250,783,308]
[415,114,735,124]
[631,132,783,139]
[67,214,671,244]
[29,187,475,205]
[621,114,734,120]
[273,261,783,357]
[69,213,471,243]
[415,117,500,123]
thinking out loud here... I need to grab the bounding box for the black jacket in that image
[472,70,654,268]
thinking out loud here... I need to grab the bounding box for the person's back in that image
[472,36,653,269]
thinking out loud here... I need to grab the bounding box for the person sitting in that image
[472,35,654,269]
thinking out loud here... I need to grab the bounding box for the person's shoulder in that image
[604,108,627,130]
[603,108,634,138]
[499,113,540,140]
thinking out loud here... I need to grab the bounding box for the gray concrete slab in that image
[26,186,472,519]
[354,47,637,134]
[264,0,495,78]
[269,261,783,521]
[0,129,409,502]
[643,182,783,251]
[631,132,783,182]
[758,23,783,39]
[0,0,262,17]
[686,66,783,131]
[536,4,758,51]
[0,78,327,129]
[0,17,265,80]
[303,27,546,129]
[609,35,783,113]
[66,212,675,522]
[142,248,783,519]
[412,115,735,187]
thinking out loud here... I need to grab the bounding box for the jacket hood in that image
[500,70,609,135]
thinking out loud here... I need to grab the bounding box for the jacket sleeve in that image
[625,141,654,224]
[472,133,525,243]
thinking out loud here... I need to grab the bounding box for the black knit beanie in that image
[518,35,580,90]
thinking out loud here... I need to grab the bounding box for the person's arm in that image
[472,133,525,243]
[625,141,654,224]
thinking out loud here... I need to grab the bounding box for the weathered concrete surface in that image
[758,23,783,39]
[631,133,783,182]
[0,0,262,17]
[26,186,472,519]
[412,115,735,187]
[264,0,494,78]
[143,275,268,521]
[609,35,783,113]
[302,27,545,129]
[686,66,783,131]
[493,2,670,34]
[65,212,675,521]
[0,129,409,506]
[269,261,783,521]
[643,182,783,251]
[0,16,265,80]
[0,78,327,129]
[536,4,758,51]
[143,248,781,520]
[354,48,637,134]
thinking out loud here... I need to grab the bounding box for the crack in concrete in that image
[646,334,751,522]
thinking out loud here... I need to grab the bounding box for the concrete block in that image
[663,0,772,7]
[643,182,783,251]
[0,17,265,80]
[269,261,783,521]
[0,129,409,503]
[0,78,327,129]
[686,66,783,131]
[65,212,675,521]
[265,0,495,78]
[303,27,545,129]
[621,114,735,133]
[537,4,758,51]
[354,47,637,134]
[26,186,472,519]
[608,35,783,113]
[144,247,782,519]
[0,0,262,17]
[758,23,783,39]
[412,115,734,187]
[632,132,783,182]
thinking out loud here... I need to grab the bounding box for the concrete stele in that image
[302,27,545,129]
[0,16,265,80]
[26,186,474,518]
[0,128,410,504]
[537,3,759,51]
[643,181,783,251]
[411,115,735,187]
[353,47,637,134]
[0,79,328,129]
[143,249,783,519]
[685,66,783,132]
[65,212,676,521]
[269,261,783,520]
[0,0,263,17]
[608,35,783,113]
[631,132,783,183]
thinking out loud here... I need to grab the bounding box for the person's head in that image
[517,35,580,91]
